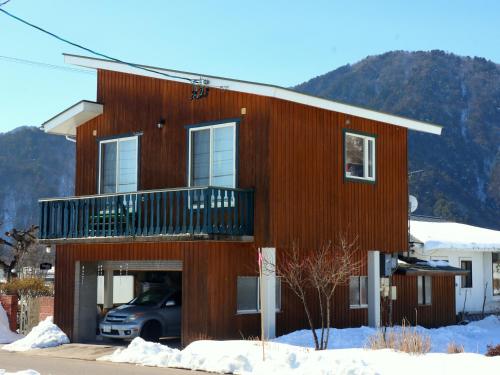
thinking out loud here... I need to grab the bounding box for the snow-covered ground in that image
[1,316,69,352]
[0,371,39,375]
[275,315,500,353]
[100,316,500,375]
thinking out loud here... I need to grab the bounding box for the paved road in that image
[0,351,191,375]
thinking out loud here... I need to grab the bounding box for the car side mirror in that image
[165,300,175,307]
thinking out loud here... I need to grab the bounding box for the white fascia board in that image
[64,54,442,135]
[43,100,103,136]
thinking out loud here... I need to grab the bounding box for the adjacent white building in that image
[410,219,500,315]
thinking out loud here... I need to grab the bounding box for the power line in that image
[0,1,11,7]
[0,55,94,75]
[0,7,196,84]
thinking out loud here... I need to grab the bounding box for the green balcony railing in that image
[38,186,254,240]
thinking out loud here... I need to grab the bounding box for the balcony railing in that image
[39,186,254,241]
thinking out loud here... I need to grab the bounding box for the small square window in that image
[236,276,282,314]
[344,132,376,182]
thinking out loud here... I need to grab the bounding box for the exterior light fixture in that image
[157,119,165,129]
[45,245,52,254]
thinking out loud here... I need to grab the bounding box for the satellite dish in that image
[409,195,418,213]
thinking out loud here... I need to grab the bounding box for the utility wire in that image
[0,7,196,84]
[0,55,94,75]
[0,1,11,7]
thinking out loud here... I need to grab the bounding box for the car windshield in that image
[129,288,169,306]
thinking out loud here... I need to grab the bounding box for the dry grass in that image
[366,320,431,355]
[447,341,464,354]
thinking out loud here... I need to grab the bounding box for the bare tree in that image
[0,224,39,280]
[266,236,361,350]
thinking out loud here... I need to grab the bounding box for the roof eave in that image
[63,54,442,136]
[42,100,103,136]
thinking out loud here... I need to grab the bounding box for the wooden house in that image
[39,54,459,345]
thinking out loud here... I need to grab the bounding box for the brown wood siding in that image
[392,274,456,327]
[54,241,261,345]
[59,69,455,342]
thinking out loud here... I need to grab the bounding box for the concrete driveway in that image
[0,347,191,375]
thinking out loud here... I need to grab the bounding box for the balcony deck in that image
[38,186,254,244]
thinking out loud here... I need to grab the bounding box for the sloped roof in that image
[55,54,442,136]
[396,255,468,276]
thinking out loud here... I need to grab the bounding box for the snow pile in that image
[2,316,69,352]
[100,337,181,366]
[276,315,500,353]
[0,304,22,344]
[100,338,500,375]
[410,220,500,251]
[0,371,40,375]
[100,317,500,374]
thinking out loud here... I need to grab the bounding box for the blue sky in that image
[1,0,500,133]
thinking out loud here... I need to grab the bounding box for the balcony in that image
[38,187,254,243]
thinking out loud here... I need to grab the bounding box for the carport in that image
[73,260,182,342]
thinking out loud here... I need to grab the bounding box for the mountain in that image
[0,126,75,235]
[296,50,500,230]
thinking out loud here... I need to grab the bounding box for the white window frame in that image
[188,122,237,188]
[98,136,139,194]
[349,275,368,309]
[344,132,376,182]
[236,276,282,314]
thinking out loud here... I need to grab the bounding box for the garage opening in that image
[73,260,182,345]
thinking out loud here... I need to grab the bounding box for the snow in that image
[1,316,69,352]
[0,371,39,375]
[410,220,500,251]
[99,316,500,375]
[0,304,22,344]
[415,259,450,267]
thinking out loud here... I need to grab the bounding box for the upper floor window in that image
[99,136,138,193]
[344,131,376,182]
[189,122,236,188]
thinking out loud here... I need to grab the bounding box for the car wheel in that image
[140,321,161,342]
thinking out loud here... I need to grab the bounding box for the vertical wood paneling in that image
[63,69,453,344]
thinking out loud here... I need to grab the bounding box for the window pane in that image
[212,126,234,187]
[360,276,368,306]
[118,139,138,193]
[275,277,281,311]
[345,134,364,178]
[425,276,432,305]
[367,139,374,178]
[461,260,472,288]
[191,129,210,186]
[493,253,500,296]
[349,276,360,306]
[101,142,117,193]
[417,276,423,305]
[237,276,258,312]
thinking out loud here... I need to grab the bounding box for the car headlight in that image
[124,313,144,322]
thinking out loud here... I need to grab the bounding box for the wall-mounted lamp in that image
[45,245,52,254]
[157,119,166,129]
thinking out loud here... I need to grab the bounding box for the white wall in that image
[413,248,500,314]
[97,275,134,305]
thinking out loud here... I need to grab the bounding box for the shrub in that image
[366,320,431,355]
[486,344,500,356]
[0,277,53,298]
[447,341,464,354]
